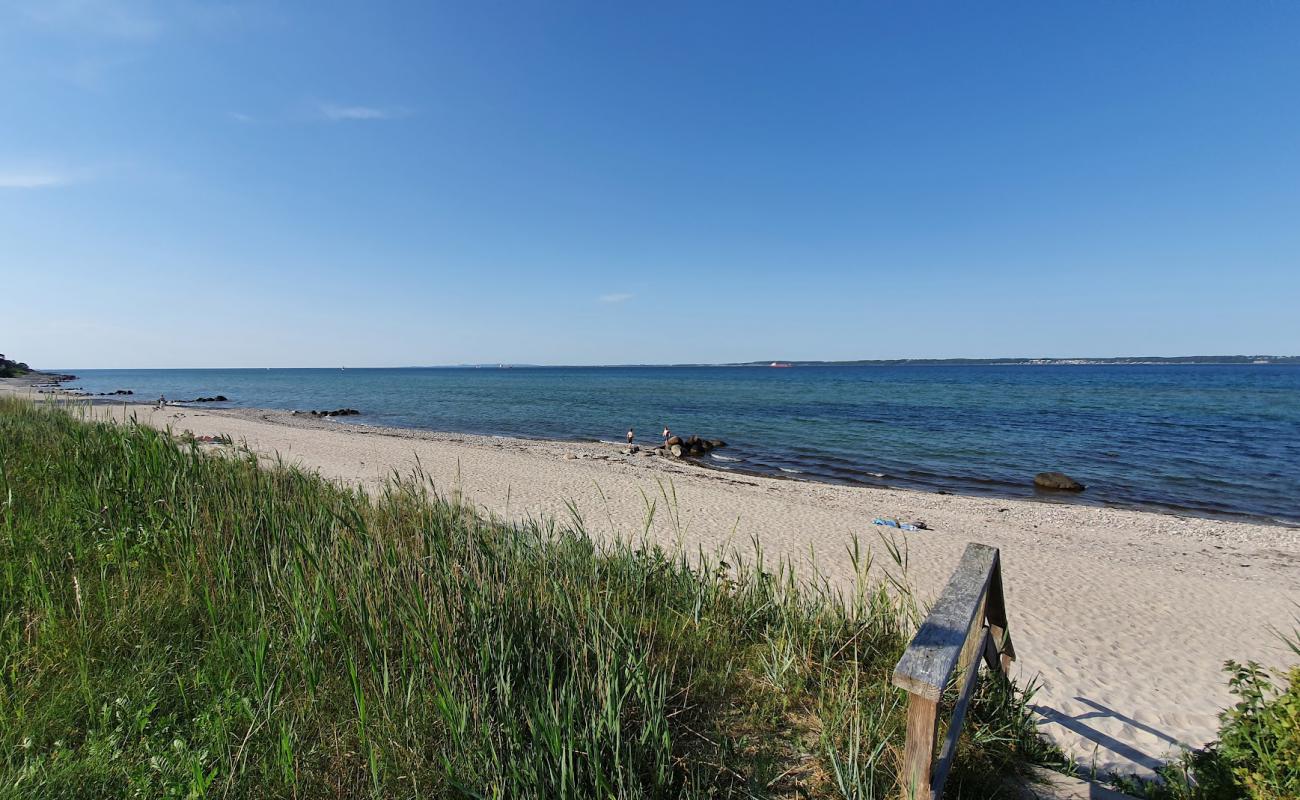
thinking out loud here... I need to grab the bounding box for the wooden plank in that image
[931,626,991,800]
[982,625,1004,674]
[892,543,998,701]
[984,550,1008,630]
[901,694,938,800]
[984,550,1016,674]
[999,628,1017,672]
[956,592,988,680]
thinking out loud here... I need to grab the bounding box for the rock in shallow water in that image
[1034,471,1086,491]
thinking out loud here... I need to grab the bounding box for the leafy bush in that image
[0,353,31,378]
[1116,653,1300,799]
[1216,660,1300,799]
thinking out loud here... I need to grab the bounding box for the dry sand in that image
[5,380,1298,778]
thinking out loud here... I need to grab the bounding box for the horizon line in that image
[34,354,1300,371]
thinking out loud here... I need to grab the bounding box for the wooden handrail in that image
[892,543,1015,799]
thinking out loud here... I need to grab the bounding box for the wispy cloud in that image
[0,170,75,189]
[316,102,410,122]
[599,293,634,304]
[17,0,163,41]
[228,111,255,124]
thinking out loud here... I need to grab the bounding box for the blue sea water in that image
[62,365,1300,525]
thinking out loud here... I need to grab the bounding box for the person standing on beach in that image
[662,426,671,444]
[627,428,635,445]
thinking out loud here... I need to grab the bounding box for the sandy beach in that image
[5,378,1298,778]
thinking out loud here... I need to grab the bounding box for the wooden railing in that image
[892,543,1016,799]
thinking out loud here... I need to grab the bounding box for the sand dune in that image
[8,386,1299,778]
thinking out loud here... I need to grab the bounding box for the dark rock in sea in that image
[191,395,229,403]
[110,389,133,395]
[708,440,726,448]
[1034,472,1086,491]
[309,408,360,417]
[665,435,682,447]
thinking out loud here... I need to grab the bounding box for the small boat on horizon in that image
[770,361,793,368]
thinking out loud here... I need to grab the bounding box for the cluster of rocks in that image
[293,408,360,417]
[1033,471,1085,492]
[190,395,229,402]
[98,389,134,396]
[33,374,78,390]
[661,435,726,459]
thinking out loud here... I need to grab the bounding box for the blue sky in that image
[2,1,1298,367]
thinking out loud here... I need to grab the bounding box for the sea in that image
[62,365,1300,526]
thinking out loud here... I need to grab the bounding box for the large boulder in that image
[1034,472,1086,491]
[665,435,682,447]
[669,444,684,458]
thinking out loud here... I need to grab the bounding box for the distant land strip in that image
[731,355,1300,367]
[436,356,1300,368]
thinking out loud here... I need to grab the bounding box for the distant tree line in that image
[0,353,32,378]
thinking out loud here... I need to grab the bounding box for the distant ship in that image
[770,361,793,368]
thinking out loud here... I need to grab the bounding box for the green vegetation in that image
[0,397,1053,798]
[0,354,31,378]
[1114,643,1300,800]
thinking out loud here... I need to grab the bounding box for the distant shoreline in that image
[26,358,1300,371]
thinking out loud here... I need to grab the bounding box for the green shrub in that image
[1216,660,1300,799]
[1116,653,1300,800]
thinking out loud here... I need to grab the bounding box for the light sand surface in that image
[5,380,1299,778]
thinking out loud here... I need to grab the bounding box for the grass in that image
[0,396,1054,798]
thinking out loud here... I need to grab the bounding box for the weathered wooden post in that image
[891,543,1015,799]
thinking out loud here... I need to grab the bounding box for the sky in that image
[2,1,1299,368]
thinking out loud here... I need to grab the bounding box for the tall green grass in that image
[0,397,1049,798]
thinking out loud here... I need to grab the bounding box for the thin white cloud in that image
[0,171,74,189]
[228,111,254,124]
[316,102,410,122]
[18,0,163,41]
[599,293,634,304]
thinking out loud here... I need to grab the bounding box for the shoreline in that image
[189,405,1300,529]
[4,377,1300,777]
[35,369,1300,528]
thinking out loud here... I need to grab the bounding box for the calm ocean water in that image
[63,365,1300,525]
